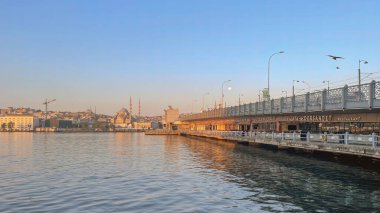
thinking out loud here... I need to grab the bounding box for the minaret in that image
[138,98,141,119]
[129,96,132,123]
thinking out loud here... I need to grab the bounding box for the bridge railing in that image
[181,130,379,148]
[182,80,379,121]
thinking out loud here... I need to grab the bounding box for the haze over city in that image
[1,0,379,115]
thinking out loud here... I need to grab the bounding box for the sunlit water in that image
[0,133,379,212]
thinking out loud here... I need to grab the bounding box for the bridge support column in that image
[291,95,295,112]
[321,89,327,111]
[280,97,284,113]
[249,103,254,115]
[369,80,376,109]
[262,101,265,115]
[270,99,274,114]
[305,92,309,112]
[342,85,348,109]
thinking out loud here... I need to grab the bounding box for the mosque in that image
[112,108,135,129]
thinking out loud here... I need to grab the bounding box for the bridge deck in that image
[182,81,380,121]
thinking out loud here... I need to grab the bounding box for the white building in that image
[162,106,179,130]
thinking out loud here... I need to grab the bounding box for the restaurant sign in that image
[287,115,332,122]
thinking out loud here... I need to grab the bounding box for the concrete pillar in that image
[292,131,296,142]
[369,80,376,109]
[344,132,349,145]
[255,102,258,115]
[372,132,377,148]
[321,89,327,112]
[262,101,265,115]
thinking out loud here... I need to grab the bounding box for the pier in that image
[180,130,380,167]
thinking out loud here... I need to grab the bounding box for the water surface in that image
[0,133,379,212]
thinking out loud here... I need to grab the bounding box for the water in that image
[0,133,379,212]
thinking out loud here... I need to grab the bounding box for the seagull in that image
[327,55,344,60]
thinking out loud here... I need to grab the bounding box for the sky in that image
[1,0,379,116]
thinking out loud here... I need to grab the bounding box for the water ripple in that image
[0,132,379,212]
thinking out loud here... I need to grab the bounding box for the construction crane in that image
[42,98,56,128]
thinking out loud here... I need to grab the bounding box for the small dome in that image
[119,108,128,113]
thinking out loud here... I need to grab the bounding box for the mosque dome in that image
[113,108,134,126]
[119,108,128,114]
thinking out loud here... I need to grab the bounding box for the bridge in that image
[180,81,380,133]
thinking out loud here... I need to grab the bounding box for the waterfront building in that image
[0,115,39,131]
[162,106,179,130]
[49,118,74,129]
[112,108,135,129]
[133,121,152,129]
[150,121,162,129]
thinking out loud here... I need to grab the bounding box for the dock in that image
[180,131,380,168]
[145,130,179,135]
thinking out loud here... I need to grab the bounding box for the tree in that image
[7,121,14,131]
[1,123,6,131]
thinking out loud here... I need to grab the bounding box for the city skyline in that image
[1,0,380,115]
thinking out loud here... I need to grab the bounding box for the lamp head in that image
[279,51,285,54]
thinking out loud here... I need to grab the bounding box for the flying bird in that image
[327,55,344,60]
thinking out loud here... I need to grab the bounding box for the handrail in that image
[181,81,379,121]
[181,130,379,148]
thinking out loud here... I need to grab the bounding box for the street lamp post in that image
[358,59,368,99]
[238,94,244,106]
[267,51,284,100]
[221,80,231,108]
[282,90,288,98]
[322,80,330,93]
[258,90,262,102]
[293,80,310,95]
[292,80,300,97]
[202,92,210,112]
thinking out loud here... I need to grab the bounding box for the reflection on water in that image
[0,133,379,212]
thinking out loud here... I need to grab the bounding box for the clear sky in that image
[1,0,379,115]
